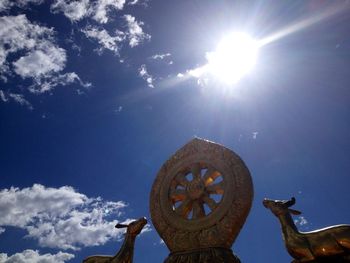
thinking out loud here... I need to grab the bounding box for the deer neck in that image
[277,212,299,239]
[113,233,136,263]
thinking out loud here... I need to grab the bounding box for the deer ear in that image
[289,208,302,215]
[284,197,296,207]
[115,223,127,228]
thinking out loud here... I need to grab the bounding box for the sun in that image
[206,32,259,85]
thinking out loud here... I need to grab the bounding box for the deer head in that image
[115,217,147,236]
[263,197,301,217]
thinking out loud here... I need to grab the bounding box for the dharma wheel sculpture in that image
[150,138,253,262]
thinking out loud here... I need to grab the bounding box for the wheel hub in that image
[187,178,205,200]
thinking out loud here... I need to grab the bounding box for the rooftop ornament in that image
[150,138,254,262]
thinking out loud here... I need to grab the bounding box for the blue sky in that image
[1,0,350,262]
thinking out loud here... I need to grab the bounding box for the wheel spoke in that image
[192,201,205,219]
[175,173,189,187]
[175,198,192,218]
[206,181,225,194]
[191,163,201,179]
[202,195,218,211]
[203,167,221,186]
[170,189,186,202]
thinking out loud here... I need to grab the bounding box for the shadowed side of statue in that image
[83,217,147,263]
[263,197,350,263]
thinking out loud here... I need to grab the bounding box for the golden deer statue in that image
[263,197,350,262]
[83,217,147,263]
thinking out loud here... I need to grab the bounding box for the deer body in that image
[263,198,350,262]
[83,218,147,263]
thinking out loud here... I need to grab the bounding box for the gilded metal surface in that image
[263,197,350,263]
[150,138,253,253]
[83,218,147,263]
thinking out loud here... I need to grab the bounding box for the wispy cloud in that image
[0,250,74,263]
[150,53,173,65]
[51,0,91,22]
[0,90,33,110]
[93,0,126,24]
[139,64,154,88]
[151,53,171,60]
[114,105,123,113]
[124,14,151,47]
[82,26,125,55]
[51,0,126,23]
[128,0,148,6]
[177,73,184,78]
[0,184,130,250]
[294,216,308,227]
[7,93,33,110]
[0,0,43,12]
[81,14,150,55]
[29,72,92,94]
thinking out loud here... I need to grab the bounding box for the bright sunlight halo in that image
[206,32,259,85]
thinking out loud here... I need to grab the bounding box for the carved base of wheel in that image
[164,247,241,263]
[294,254,350,263]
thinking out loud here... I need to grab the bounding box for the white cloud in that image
[7,93,33,110]
[13,45,66,79]
[51,0,91,22]
[139,64,154,88]
[0,90,33,109]
[81,15,151,55]
[177,73,184,78]
[51,0,126,23]
[29,72,92,94]
[0,0,12,12]
[0,0,44,12]
[124,14,150,47]
[0,184,129,250]
[0,14,53,76]
[151,53,171,60]
[82,26,125,55]
[0,250,74,263]
[93,0,126,23]
[50,2,150,59]
[294,216,308,227]
[151,53,173,65]
[0,14,88,96]
[114,105,123,113]
[0,90,7,102]
[127,0,148,7]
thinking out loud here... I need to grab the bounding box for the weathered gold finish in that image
[263,197,350,262]
[150,138,253,262]
[83,217,147,263]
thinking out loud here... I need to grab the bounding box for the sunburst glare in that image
[206,32,259,85]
